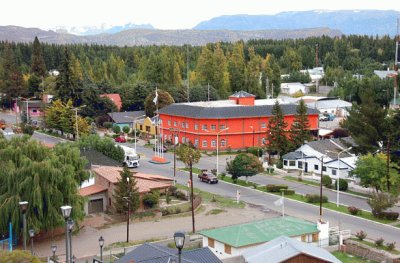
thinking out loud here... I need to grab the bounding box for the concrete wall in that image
[83,192,107,215]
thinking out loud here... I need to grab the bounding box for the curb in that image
[34,131,70,142]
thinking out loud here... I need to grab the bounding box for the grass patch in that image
[284,176,320,187]
[180,167,203,175]
[218,175,258,189]
[332,251,375,263]
[206,208,227,215]
[175,184,245,208]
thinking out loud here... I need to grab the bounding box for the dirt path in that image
[32,202,279,261]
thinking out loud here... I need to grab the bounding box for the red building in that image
[158,91,319,150]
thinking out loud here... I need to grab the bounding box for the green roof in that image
[199,216,319,248]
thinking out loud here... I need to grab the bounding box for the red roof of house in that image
[92,166,173,193]
[100,93,122,111]
[79,184,107,197]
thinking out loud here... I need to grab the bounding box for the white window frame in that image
[211,140,216,147]
[174,121,177,127]
[220,139,226,147]
[194,124,199,130]
[202,140,208,147]
[168,120,171,126]
[211,124,216,130]
[202,124,207,130]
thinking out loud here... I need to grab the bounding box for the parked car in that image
[198,171,218,184]
[319,114,329,121]
[153,145,168,152]
[115,136,127,143]
[325,113,336,121]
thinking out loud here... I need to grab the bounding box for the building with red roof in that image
[158,91,319,150]
[100,93,122,111]
[79,166,173,214]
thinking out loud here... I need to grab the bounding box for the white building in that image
[282,138,357,180]
[280,82,306,95]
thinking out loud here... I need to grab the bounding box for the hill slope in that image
[194,10,400,36]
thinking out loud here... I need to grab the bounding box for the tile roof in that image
[199,216,318,248]
[78,184,107,197]
[116,243,222,263]
[92,166,172,193]
[242,236,341,263]
[107,111,146,124]
[159,103,319,119]
[101,94,122,111]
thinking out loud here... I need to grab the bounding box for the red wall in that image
[160,113,318,150]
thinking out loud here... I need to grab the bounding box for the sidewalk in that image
[32,202,276,261]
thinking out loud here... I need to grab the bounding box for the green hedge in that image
[305,194,328,203]
[282,189,295,195]
[266,184,288,192]
[333,178,348,191]
[78,134,124,162]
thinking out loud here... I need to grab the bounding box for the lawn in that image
[332,251,375,263]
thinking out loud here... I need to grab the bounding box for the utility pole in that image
[207,83,210,101]
[319,156,324,220]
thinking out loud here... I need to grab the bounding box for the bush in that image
[266,184,288,192]
[355,230,367,241]
[220,173,226,179]
[333,178,348,191]
[103,122,112,129]
[142,191,160,209]
[266,167,274,173]
[348,206,361,215]
[166,194,171,204]
[375,238,384,247]
[275,159,283,169]
[247,147,262,157]
[377,211,399,220]
[21,124,34,135]
[386,242,396,251]
[112,125,121,134]
[305,194,328,203]
[161,208,171,216]
[322,175,332,188]
[282,189,295,195]
[175,207,182,214]
[122,126,130,134]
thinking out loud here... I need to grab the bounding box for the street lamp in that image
[205,127,229,177]
[51,244,57,262]
[19,201,28,250]
[123,184,131,243]
[174,231,185,263]
[72,105,86,141]
[60,205,72,263]
[67,219,74,262]
[98,236,104,261]
[28,229,34,255]
[336,147,352,207]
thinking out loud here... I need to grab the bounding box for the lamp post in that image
[99,236,104,261]
[28,229,34,255]
[60,205,72,263]
[72,105,86,141]
[336,147,352,207]
[125,115,146,153]
[67,219,74,262]
[19,201,28,250]
[123,175,131,244]
[205,128,229,177]
[51,244,57,262]
[174,231,185,263]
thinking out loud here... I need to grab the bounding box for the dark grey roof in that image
[116,243,222,263]
[159,104,319,119]
[108,111,145,124]
[282,151,311,160]
[19,100,43,109]
[307,137,355,159]
[229,91,255,98]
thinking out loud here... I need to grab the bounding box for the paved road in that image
[133,144,400,246]
[0,111,18,125]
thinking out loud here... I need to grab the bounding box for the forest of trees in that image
[0,35,398,124]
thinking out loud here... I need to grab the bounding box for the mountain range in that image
[0,26,341,46]
[194,10,400,36]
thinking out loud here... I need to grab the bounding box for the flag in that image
[274,197,283,207]
[153,88,158,104]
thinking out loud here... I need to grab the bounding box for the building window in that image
[220,139,226,147]
[195,124,199,130]
[182,122,185,128]
[298,161,303,169]
[261,122,266,128]
[32,109,37,113]
[211,124,216,130]
[202,124,207,130]
[208,238,215,248]
[322,166,327,172]
[194,139,199,146]
[186,122,189,128]
[202,140,208,147]
[220,124,225,130]
[211,140,216,147]
[140,125,143,130]
[174,121,177,127]
[182,137,185,143]
[284,160,288,166]
[314,164,318,170]
[224,244,231,254]
[332,169,337,176]
[312,233,319,242]
[168,120,171,126]
[146,126,150,132]
[289,160,296,166]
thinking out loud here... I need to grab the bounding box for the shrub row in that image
[305,194,328,203]
[348,206,361,215]
[375,211,399,220]
[282,189,295,195]
[266,184,288,192]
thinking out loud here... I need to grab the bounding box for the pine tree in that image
[113,167,140,214]
[290,99,312,149]
[228,42,246,92]
[56,47,78,103]
[30,36,47,77]
[266,101,290,156]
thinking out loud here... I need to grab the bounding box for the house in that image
[136,116,158,137]
[199,216,325,259]
[282,138,357,179]
[280,83,306,95]
[107,111,145,131]
[242,236,340,263]
[100,93,122,111]
[79,165,173,214]
[304,97,352,118]
[374,69,398,79]
[159,91,319,150]
[115,242,222,263]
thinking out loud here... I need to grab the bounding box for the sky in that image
[2,0,400,30]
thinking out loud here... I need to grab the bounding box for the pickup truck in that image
[198,171,218,184]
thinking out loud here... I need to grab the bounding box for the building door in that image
[89,199,104,214]
[305,162,308,173]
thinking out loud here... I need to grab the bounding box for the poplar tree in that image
[290,99,312,149]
